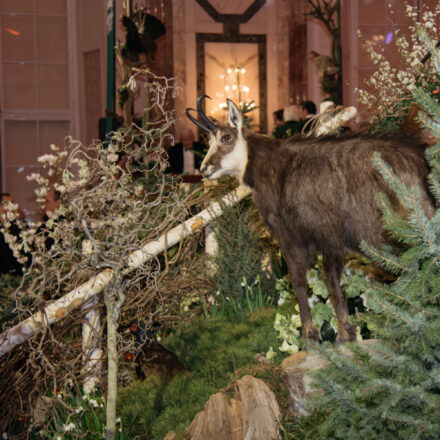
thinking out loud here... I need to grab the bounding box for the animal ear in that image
[227,99,242,129]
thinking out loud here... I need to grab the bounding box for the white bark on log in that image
[82,297,103,394]
[0,185,252,358]
[127,185,251,269]
[0,269,114,358]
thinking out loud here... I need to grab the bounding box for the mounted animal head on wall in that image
[186,96,248,181]
[121,9,166,63]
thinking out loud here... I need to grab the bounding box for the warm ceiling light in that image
[227,68,232,74]
[241,68,245,74]
[5,28,20,36]
[232,84,237,90]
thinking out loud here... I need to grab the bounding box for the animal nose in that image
[200,165,207,176]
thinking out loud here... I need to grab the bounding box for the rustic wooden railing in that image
[0,185,251,390]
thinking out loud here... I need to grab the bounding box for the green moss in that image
[0,274,20,331]
[118,308,290,439]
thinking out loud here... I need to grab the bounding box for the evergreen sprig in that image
[303,32,440,440]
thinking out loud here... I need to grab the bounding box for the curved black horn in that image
[197,95,217,131]
[186,108,211,132]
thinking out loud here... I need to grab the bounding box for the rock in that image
[281,339,376,416]
[280,350,327,417]
[186,375,280,440]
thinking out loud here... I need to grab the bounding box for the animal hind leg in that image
[322,254,357,343]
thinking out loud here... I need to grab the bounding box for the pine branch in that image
[372,152,411,206]
[408,188,437,252]
[373,282,437,316]
[375,193,419,244]
[360,241,410,274]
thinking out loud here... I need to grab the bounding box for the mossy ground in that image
[117,307,291,440]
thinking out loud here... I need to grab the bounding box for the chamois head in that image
[186,97,248,181]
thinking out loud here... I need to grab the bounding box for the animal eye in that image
[221,134,231,143]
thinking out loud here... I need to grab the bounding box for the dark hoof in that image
[304,327,320,342]
[336,323,357,344]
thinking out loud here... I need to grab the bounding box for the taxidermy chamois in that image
[186,96,435,343]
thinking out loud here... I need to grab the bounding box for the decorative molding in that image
[195,0,266,37]
[195,0,265,23]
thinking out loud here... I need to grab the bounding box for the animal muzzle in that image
[200,163,216,179]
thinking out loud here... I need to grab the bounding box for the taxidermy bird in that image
[129,322,186,380]
[121,10,166,63]
[309,50,339,77]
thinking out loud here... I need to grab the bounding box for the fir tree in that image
[306,34,440,440]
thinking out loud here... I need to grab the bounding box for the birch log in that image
[0,185,252,358]
[82,297,103,394]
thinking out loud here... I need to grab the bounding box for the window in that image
[0,0,72,219]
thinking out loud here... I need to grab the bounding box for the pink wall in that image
[341,0,437,121]
[0,0,107,219]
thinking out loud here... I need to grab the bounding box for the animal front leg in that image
[281,245,320,342]
[322,255,357,343]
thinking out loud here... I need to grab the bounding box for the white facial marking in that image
[201,100,248,182]
[219,133,248,182]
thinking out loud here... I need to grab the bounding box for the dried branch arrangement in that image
[0,70,214,437]
[305,0,340,57]
[356,2,440,121]
[305,0,341,102]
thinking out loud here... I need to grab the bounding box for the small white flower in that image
[290,314,302,329]
[107,153,119,163]
[82,239,94,256]
[88,399,99,408]
[116,417,121,424]
[127,76,137,91]
[266,346,276,360]
[63,422,76,432]
[279,340,299,354]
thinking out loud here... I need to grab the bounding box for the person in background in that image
[298,100,317,133]
[273,105,302,140]
[271,109,285,138]
[167,128,206,175]
[42,188,61,222]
